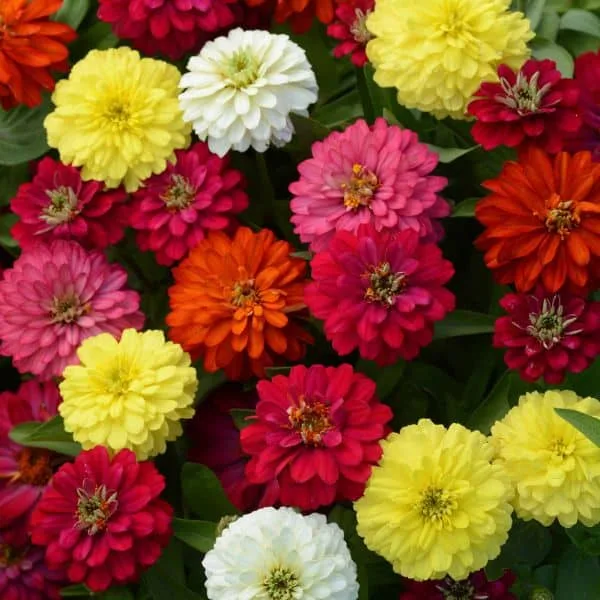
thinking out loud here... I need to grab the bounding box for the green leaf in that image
[69,21,119,62]
[52,0,91,29]
[60,584,92,597]
[433,310,495,340]
[451,197,479,217]
[265,366,292,377]
[531,39,574,76]
[556,408,600,447]
[99,587,135,600]
[0,96,52,165]
[566,522,600,556]
[426,144,478,163]
[0,163,29,206]
[229,408,254,431]
[560,8,600,37]
[0,212,18,249]
[527,0,548,30]
[181,463,239,521]
[172,518,217,553]
[290,250,313,260]
[555,546,600,599]
[9,416,81,456]
[356,359,406,399]
[536,10,562,41]
[558,29,600,56]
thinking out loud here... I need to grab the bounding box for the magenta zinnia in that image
[0,240,144,380]
[305,226,455,364]
[10,157,129,251]
[240,364,392,511]
[326,0,374,67]
[290,118,449,252]
[30,446,173,592]
[130,142,248,266]
[493,286,600,384]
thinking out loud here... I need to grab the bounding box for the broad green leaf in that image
[69,22,119,62]
[426,144,478,163]
[356,359,406,399]
[9,416,81,456]
[531,39,574,76]
[0,212,18,249]
[558,30,600,56]
[555,546,600,599]
[0,163,29,206]
[52,0,91,29]
[433,310,495,340]
[181,463,239,521]
[0,95,52,165]
[451,197,479,217]
[229,408,254,431]
[566,522,600,556]
[560,8,600,37]
[556,408,600,447]
[536,10,561,40]
[98,587,134,600]
[172,518,217,553]
[60,584,91,597]
[290,250,313,260]
[527,0,548,30]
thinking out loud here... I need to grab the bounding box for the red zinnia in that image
[493,286,600,384]
[475,147,600,293]
[10,157,129,251]
[30,446,172,592]
[468,59,581,153]
[130,142,248,266]
[247,0,333,32]
[187,383,272,512]
[326,0,374,67]
[240,364,393,511]
[0,0,76,110]
[305,225,455,365]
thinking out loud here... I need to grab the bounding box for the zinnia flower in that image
[490,390,600,527]
[187,383,270,512]
[305,226,455,365]
[129,142,248,266]
[203,506,359,600]
[10,156,129,251]
[59,329,197,460]
[30,446,173,592]
[0,0,76,110]
[326,0,374,67]
[365,0,533,119]
[0,525,66,600]
[0,380,61,535]
[475,147,600,293]
[290,118,449,252]
[399,570,516,600]
[468,59,581,152]
[45,47,191,192]
[240,364,393,510]
[493,286,600,384]
[179,28,318,156]
[0,240,144,380]
[355,419,514,581]
[167,227,313,380]
[245,0,332,32]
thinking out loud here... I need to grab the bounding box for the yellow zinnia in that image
[490,390,600,528]
[366,0,534,119]
[45,47,191,192]
[59,329,198,460]
[355,419,513,581]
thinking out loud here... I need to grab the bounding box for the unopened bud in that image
[216,515,239,537]
[530,587,553,600]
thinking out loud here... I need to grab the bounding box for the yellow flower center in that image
[104,100,132,130]
[75,483,118,536]
[224,50,260,89]
[262,566,300,600]
[288,397,332,446]
[231,278,260,309]
[418,486,456,525]
[439,9,467,36]
[342,163,379,210]
[543,196,579,239]
[161,174,196,211]
[363,262,407,307]
[549,438,573,459]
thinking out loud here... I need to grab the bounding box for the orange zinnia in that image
[0,0,76,110]
[475,147,600,294]
[167,227,313,380]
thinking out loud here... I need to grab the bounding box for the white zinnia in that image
[203,507,359,600]
[178,28,318,157]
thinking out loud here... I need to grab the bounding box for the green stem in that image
[356,66,376,124]
[254,150,275,222]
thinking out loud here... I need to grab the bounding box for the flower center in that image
[0,544,25,568]
[288,397,332,446]
[224,50,260,89]
[349,9,373,44]
[497,70,553,115]
[161,174,196,211]
[41,186,79,227]
[363,262,407,307]
[437,578,482,600]
[75,483,118,535]
[418,487,456,525]
[549,438,573,459]
[104,100,132,130]
[231,278,260,309]
[50,294,90,324]
[16,448,54,486]
[543,196,579,239]
[342,163,379,210]
[262,566,300,600]
[524,296,580,350]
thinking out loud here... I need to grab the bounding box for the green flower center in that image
[75,483,118,535]
[362,262,407,307]
[350,9,373,44]
[50,294,89,325]
[0,544,25,568]
[438,578,480,600]
[161,174,197,211]
[524,296,580,350]
[224,50,260,89]
[342,163,379,210]
[497,70,554,115]
[41,186,79,226]
[418,487,456,524]
[262,566,300,600]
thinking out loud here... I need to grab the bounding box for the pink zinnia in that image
[240,364,393,511]
[0,240,144,380]
[30,446,173,592]
[130,142,248,266]
[187,383,272,512]
[468,59,581,153]
[493,286,600,384]
[10,157,129,251]
[326,0,374,67]
[0,380,61,540]
[305,225,455,364]
[289,118,449,253]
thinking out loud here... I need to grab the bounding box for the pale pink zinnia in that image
[130,142,248,266]
[289,118,450,252]
[0,240,144,380]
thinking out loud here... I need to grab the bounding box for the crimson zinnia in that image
[475,147,600,293]
[240,364,392,511]
[30,446,172,592]
[0,0,76,109]
[326,0,374,67]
